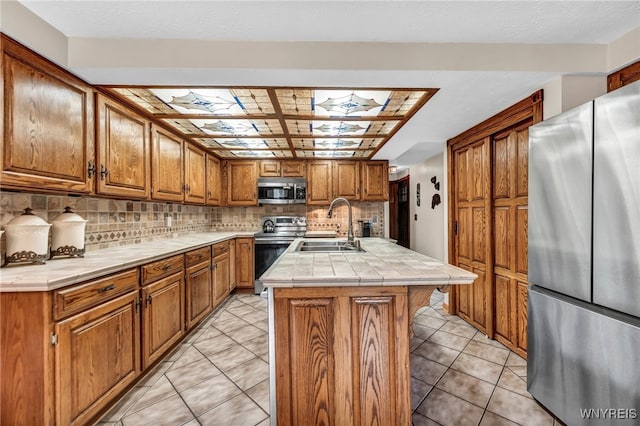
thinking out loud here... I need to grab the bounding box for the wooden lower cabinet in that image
[273,286,411,426]
[56,291,141,425]
[229,239,237,291]
[0,242,247,425]
[235,237,255,290]
[185,259,213,330]
[213,248,230,305]
[141,271,184,369]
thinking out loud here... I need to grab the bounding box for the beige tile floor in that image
[98,291,562,426]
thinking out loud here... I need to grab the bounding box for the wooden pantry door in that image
[450,137,493,336]
[492,122,531,358]
[448,90,542,357]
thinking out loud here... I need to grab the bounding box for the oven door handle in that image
[255,239,295,245]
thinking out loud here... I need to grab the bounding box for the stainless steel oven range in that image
[254,215,307,294]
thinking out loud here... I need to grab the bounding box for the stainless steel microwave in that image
[257,177,306,204]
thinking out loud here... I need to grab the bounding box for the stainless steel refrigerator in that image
[528,80,640,425]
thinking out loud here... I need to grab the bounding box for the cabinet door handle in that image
[146,294,152,305]
[87,161,97,178]
[162,264,172,271]
[97,284,115,293]
[135,298,141,313]
[100,164,109,180]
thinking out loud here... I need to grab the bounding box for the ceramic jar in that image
[4,208,51,265]
[50,206,87,258]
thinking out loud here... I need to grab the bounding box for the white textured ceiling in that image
[17,1,639,43]
[12,0,640,167]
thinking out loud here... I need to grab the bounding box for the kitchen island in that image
[260,238,476,426]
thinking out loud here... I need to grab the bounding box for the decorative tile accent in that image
[210,201,385,237]
[1,191,386,256]
[1,192,214,251]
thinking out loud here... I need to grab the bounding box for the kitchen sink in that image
[295,240,365,252]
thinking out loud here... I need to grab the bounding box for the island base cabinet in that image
[55,291,141,426]
[273,286,411,426]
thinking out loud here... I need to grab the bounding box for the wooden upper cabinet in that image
[259,160,306,177]
[306,160,334,205]
[361,161,389,201]
[226,160,258,206]
[151,125,184,202]
[184,143,206,204]
[259,160,281,177]
[282,160,306,177]
[96,93,150,199]
[206,154,222,206]
[333,160,361,200]
[1,36,95,194]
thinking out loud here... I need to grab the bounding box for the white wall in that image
[408,151,446,262]
[542,75,607,120]
[0,0,68,67]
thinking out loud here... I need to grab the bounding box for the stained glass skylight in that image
[102,86,438,159]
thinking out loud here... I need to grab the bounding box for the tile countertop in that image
[260,237,477,287]
[0,232,256,292]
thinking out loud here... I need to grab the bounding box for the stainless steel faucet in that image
[327,197,354,243]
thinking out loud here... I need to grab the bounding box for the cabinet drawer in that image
[142,254,184,284]
[213,241,229,257]
[54,268,139,320]
[185,246,211,267]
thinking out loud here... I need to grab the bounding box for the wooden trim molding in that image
[447,90,543,151]
[607,60,640,92]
